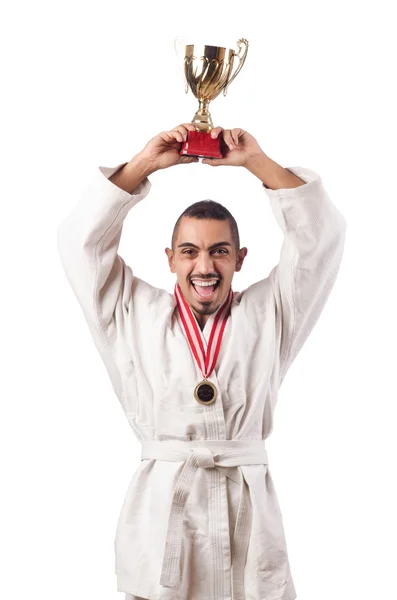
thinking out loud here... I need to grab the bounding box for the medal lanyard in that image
[174,283,233,379]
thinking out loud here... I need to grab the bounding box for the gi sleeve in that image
[56,162,152,353]
[266,166,347,385]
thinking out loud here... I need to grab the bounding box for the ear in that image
[235,247,248,272]
[165,247,176,273]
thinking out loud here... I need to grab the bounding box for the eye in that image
[181,248,228,255]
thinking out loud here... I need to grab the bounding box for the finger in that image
[173,123,196,141]
[178,125,191,141]
[231,128,242,146]
[160,130,181,145]
[169,130,184,143]
[202,157,227,166]
[178,155,199,164]
[182,123,197,131]
[222,129,235,150]
[210,126,224,139]
[173,123,197,131]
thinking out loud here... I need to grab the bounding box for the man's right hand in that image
[136,123,199,173]
[109,124,199,193]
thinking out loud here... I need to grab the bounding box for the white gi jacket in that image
[57,162,347,600]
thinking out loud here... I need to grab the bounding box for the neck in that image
[194,312,210,330]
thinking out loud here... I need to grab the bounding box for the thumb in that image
[178,156,199,165]
[202,157,227,166]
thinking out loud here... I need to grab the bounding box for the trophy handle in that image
[173,36,189,94]
[173,36,184,55]
[223,38,249,96]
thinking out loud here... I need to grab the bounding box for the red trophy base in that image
[180,130,222,159]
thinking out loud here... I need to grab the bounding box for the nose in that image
[195,252,215,274]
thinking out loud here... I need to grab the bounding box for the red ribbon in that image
[174,283,233,379]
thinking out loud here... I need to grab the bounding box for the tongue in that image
[194,283,216,297]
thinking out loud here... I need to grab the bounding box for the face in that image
[165,217,248,326]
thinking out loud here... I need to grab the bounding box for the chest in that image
[123,295,277,405]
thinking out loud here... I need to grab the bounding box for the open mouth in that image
[190,279,220,299]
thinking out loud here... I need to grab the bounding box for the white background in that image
[1,1,396,599]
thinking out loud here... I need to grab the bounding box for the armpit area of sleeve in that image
[262,166,323,199]
[98,163,152,198]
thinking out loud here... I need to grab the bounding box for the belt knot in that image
[189,447,215,468]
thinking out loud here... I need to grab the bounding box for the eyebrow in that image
[177,242,232,250]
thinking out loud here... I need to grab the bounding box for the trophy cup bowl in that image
[175,38,249,159]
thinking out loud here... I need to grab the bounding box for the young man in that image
[57,124,346,600]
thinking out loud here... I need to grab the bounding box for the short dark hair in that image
[171,200,240,251]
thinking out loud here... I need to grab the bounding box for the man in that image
[57,123,347,600]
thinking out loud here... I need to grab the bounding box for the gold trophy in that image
[174,38,249,158]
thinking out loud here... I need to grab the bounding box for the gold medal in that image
[194,379,217,405]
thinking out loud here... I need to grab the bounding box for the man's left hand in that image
[202,127,266,168]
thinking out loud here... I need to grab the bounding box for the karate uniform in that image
[57,162,347,600]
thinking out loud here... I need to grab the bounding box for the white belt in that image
[141,439,268,600]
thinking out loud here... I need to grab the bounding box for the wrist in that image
[245,152,305,190]
[128,152,158,178]
[109,153,154,193]
[244,151,272,177]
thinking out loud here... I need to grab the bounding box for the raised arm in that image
[56,124,199,354]
[57,156,151,350]
[204,127,347,385]
[263,165,346,384]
